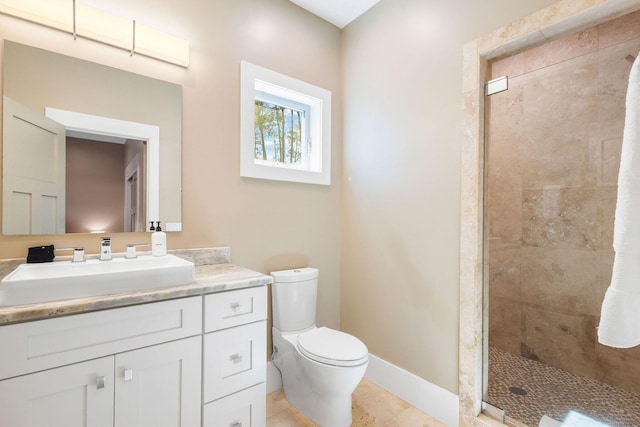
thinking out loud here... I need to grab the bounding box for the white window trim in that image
[240,60,331,185]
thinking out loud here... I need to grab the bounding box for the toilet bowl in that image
[271,268,369,427]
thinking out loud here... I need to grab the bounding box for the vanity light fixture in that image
[0,0,72,32]
[74,2,133,51]
[134,21,190,67]
[0,0,190,67]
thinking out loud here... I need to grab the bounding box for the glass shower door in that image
[483,10,640,426]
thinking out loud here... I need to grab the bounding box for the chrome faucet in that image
[100,237,112,261]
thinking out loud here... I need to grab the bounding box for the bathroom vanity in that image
[0,248,270,427]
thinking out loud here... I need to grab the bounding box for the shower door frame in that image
[458,0,640,426]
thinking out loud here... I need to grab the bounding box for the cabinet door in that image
[0,356,114,427]
[114,336,201,427]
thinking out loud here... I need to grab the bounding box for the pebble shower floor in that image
[488,347,640,426]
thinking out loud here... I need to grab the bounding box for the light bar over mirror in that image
[0,0,189,67]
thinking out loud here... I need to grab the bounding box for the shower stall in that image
[484,9,640,427]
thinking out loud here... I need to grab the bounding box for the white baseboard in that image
[365,354,459,427]
[266,361,282,394]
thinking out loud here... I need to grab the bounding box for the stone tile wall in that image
[487,9,640,395]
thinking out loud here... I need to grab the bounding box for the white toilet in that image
[271,267,369,427]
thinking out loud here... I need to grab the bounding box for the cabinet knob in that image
[230,302,241,312]
[96,375,106,390]
[230,422,242,427]
[124,369,134,382]
[229,353,243,364]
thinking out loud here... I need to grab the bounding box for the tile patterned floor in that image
[488,347,640,427]
[266,378,445,427]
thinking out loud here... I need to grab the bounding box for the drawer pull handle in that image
[230,353,243,364]
[124,369,134,382]
[230,302,241,312]
[231,422,242,427]
[97,375,106,390]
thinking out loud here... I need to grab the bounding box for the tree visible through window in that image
[254,100,305,167]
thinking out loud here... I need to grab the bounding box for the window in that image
[240,61,331,185]
[254,92,309,169]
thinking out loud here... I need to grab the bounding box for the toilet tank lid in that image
[270,267,318,283]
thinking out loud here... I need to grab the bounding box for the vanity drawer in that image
[0,296,202,380]
[203,382,266,427]
[203,320,266,403]
[204,286,267,332]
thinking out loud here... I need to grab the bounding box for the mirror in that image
[2,40,182,235]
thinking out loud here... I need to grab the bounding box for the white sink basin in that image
[0,254,195,306]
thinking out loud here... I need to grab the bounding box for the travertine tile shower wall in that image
[487,10,640,395]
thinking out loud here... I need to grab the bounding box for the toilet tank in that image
[271,268,318,332]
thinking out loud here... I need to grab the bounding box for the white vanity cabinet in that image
[0,296,203,427]
[0,338,201,427]
[202,286,268,427]
[0,284,269,427]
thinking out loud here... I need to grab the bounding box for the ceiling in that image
[289,0,382,29]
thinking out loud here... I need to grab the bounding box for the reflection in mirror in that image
[2,40,182,235]
[66,136,145,233]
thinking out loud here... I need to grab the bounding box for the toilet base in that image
[272,327,368,427]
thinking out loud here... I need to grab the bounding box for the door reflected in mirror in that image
[2,40,182,235]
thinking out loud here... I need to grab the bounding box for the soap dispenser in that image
[151,221,167,256]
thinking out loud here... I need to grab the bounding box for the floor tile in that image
[266,378,445,427]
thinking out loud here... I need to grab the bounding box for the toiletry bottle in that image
[151,221,167,256]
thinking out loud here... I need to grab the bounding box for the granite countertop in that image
[0,247,273,326]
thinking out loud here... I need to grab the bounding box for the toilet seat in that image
[297,327,369,367]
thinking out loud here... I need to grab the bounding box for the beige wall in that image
[487,10,640,394]
[341,0,559,394]
[0,0,342,332]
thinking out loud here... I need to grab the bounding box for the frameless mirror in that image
[2,40,182,235]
